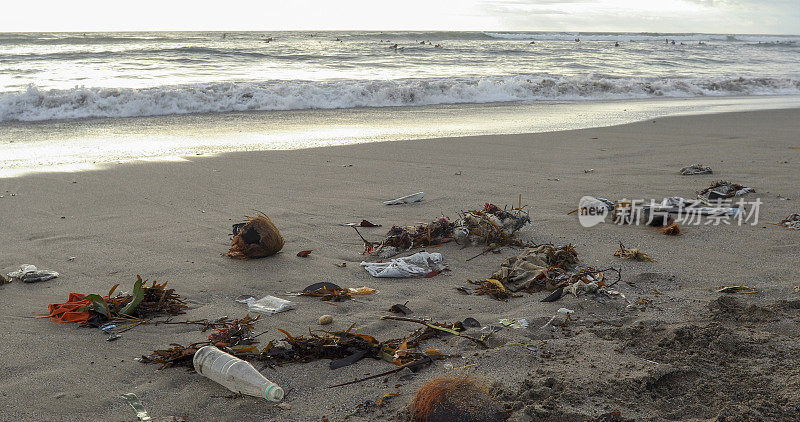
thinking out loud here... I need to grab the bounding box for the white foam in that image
[2,76,800,122]
[483,32,800,43]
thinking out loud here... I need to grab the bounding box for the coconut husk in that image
[227,213,284,259]
[411,377,506,422]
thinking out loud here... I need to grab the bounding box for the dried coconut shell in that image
[227,213,284,259]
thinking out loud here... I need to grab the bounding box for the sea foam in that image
[2,75,799,122]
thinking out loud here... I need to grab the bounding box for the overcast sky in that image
[1,0,797,34]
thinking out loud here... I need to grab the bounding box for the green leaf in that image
[84,294,110,317]
[119,275,145,317]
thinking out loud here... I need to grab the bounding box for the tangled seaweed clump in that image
[360,202,531,258]
[41,276,188,327]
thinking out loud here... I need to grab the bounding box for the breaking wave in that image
[483,32,800,43]
[2,75,800,122]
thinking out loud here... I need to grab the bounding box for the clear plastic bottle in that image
[193,345,284,402]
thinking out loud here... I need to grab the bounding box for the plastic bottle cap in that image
[265,384,284,402]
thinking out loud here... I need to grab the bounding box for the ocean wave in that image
[483,32,800,43]
[2,76,799,122]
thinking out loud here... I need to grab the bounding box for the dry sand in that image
[2,108,800,421]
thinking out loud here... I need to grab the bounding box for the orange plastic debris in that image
[38,293,93,324]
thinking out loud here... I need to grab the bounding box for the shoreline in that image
[2,108,800,421]
[3,94,800,179]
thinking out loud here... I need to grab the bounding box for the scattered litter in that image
[366,217,454,258]
[645,210,673,227]
[277,403,292,410]
[779,213,800,230]
[7,264,59,283]
[424,269,443,278]
[643,196,739,217]
[67,257,76,262]
[462,317,481,328]
[778,195,791,201]
[318,315,334,325]
[680,164,713,175]
[122,393,153,422]
[342,220,382,227]
[40,293,93,324]
[468,278,521,301]
[238,295,296,314]
[540,287,564,302]
[359,201,530,258]
[614,242,654,261]
[541,308,575,329]
[410,377,505,422]
[455,202,531,247]
[384,192,425,205]
[484,244,578,292]
[455,286,473,295]
[296,250,312,257]
[389,303,412,315]
[335,262,347,267]
[303,282,341,292]
[717,285,759,294]
[301,282,351,301]
[227,213,284,259]
[0,273,9,284]
[348,287,377,295]
[697,180,755,204]
[661,222,682,235]
[584,168,595,173]
[292,283,377,301]
[499,318,529,329]
[361,252,446,278]
[40,276,187,327]
[194,345,284,402]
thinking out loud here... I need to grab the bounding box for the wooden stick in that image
[380,316,489,348]
[328,357,432,388]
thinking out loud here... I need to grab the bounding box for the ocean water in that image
[2,31,800,177]
[1,31,799,122]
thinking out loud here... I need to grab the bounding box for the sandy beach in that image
[2,108,800,421]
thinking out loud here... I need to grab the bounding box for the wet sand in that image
[1,108,799,421]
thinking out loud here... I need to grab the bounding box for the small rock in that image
[318,315,333,325]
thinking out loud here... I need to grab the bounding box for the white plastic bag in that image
[236,295,296,314]
[360,251,444,278]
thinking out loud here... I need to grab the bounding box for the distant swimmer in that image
[665,38,669,44]
[221,33,227,39]
[420,41,425,44]
[335,37,342,42]
[529,41,535,44]
[575,38,580,42]
[614,41,619,47]
[671,40,675,45]
[389,43,398,50]
[434,44,443,48]
[264,37,273,43]
[698,41,706,45]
